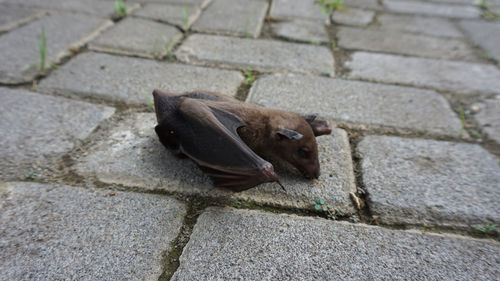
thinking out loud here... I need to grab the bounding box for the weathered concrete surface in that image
[1,0,121,17]
[377,14,463,38]
[473,98,500,144]
[269,0,325,21]
[75,113,356,213]
[39,52,244,104]
[171,207,500,281]
[133,3,202,30]
[192,0,268,38]
[249,74,462,137]
[0,13,111,84]
[337,26,478,61]
[357,136,500,229]
[459,20,500,62]
[271,19,329,43]
[384,0,481,18]
[346,52,500,95]
[0,4,45,33]
[331,8,375,27]
[0,182,186,281]
[90,17,183,59]
[0,87,114,181]
[176,34,334,75]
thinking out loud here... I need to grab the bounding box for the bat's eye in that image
[298,147,310,158]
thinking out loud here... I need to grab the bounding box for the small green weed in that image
[312,198,338,219]
[36,26,46,72]
[114,0,127,18]
[163,36,178,59]
[476,222,497,233]
[457,104,482,138]
[231,199,250,208]
[183,4,189,29]
[241,68,256,85]
[25,172,38,180]
[140,90,154,108]
[317,0,345,17]
[475,0,488,9]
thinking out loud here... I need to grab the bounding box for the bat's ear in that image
[152,89,176,122]
[301,113,331,137]
[276,129,303,140]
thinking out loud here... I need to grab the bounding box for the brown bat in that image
[153,89,331,192]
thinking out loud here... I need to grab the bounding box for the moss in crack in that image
[235,69,259,101]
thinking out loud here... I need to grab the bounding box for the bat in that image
[153,89,331,192]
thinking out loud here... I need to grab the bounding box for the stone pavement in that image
[0,0,499,280]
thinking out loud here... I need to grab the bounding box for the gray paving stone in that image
[376,14,464,38]
[89,17,183,59]
[473,98,500,144]
[331,8,375,27]
[75,113,357,213]
[337,26,478,61]
[459,20,500,62]
[357,136,500,228]
[0,4,45,33]
[176,34,334,75]
[271,19,329,43]
[191,0,268,38]
[1,0,121,17]
[133,3,202,30]
[171,207,500,281]
[0,182,186,281]
[344,0,384,10]
[384,0,482,18]
[0,13,111,84]
[346,52,500,95]
[269,0,326,21]
[38,52,244,104]
[249,73,462,137]
[0,88,114,180]
[130,0,211,8]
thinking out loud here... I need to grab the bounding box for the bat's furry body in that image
[153,90,331,191]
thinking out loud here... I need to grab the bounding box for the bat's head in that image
[270,113,331,179]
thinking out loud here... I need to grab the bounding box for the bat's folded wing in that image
[160,98,277,191]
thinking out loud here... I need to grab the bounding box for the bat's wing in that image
[155,96,277,191]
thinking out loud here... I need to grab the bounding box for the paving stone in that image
[133,3,202,30]
[357,136,500,228]
[38,52,244,104]
[249,73,462,137]
[130,0,211,8]
[171,207,500,281]
[384,0,482,18]
[271,19,329,43]
[459,20,500,62]
[346,52,500,95]
[89,17,183,59]
[344,0,384,10]
[331,8,375,27]
[75,113,357,213]
[376,14,464,38]
[1,0,122,17]
[473,98,500,144]
[191,0,268,38]
[0,4,45,33]
[0,88,114,180]
[0,13,111,84]
[337,26,478,61]
[176,34,334,75]
[0,182,186,281]
[269,0,326,21]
